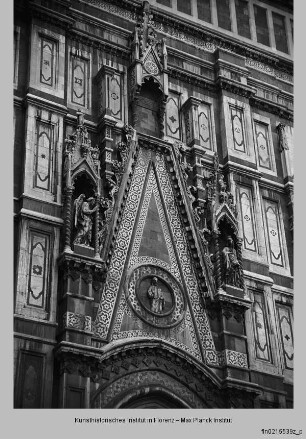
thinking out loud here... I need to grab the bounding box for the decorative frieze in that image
[63,311,92,332]
[152,16,292,80]
[85,0,137,22]
[224,349,248,368]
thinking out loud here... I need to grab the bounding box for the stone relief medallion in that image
[144,60,159,76]
[126,265,186,328]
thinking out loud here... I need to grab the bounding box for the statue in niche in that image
[73,194,98,247]
[219,174,228,204]
[147,277,165,314]
[198,225,214,273]
[222,236,242,288]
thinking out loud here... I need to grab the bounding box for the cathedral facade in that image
[14,0,293,408]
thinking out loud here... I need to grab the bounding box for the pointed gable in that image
[93,145,219,366]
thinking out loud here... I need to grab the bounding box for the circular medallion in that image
[144,60,159,76]
[126,265,186,328]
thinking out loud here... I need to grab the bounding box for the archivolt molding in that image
[55,339,257,407]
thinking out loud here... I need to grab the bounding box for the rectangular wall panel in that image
[198,103,212,150]
[106,72,122,120]
[238,185,257,252]
[276,304,293,369]
[67,387,85,408]
[230,106,246,152]
[166,93,180,139]
[263,199,284,267]
[27,231,50,309]
[40,36,57,87]
[254,121,272,170]
[16,352,44,408]
[71,55,88,107]
[35,121,54,191]
[252,291,271,362]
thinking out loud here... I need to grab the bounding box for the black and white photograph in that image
[7,0,303,437]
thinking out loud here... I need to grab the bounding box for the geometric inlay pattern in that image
[93,148,151,338]
[155,151,218,364]
[93,147,218,365]
[92,370,206,408]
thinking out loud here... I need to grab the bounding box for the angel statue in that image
[73,194,98,247]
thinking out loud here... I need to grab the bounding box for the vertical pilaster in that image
[214,230,222,290]
[229,0,237,33]
[248,1,257,42]
[58,371,67,408]
[285,16,293,56]
[236,237,244,290]
[64,186,73,253]
[266,9,276,50]
[211,0,218,26]
[94,196,100,258]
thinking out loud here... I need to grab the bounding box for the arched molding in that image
[87,338,224,408]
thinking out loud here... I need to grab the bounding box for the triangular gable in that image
[93,146,218,366]
[215,203,238,233]
[138,191,170,264]
[143,49,163,76]
[71,157,99,183]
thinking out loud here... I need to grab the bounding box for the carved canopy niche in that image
[129,1,168,138]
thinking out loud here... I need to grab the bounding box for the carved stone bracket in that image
[206,293,251,323]
[58,253,107,284]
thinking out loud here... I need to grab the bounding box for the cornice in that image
[76,0,292,76]
[249,96,293,122]
[18,208,64,225]
[24,93,68,116]
[29,1,75,30]
[67,28,130,59]
[216,77,256,99]
[79,0,139,21]
[259,178,287,193]
[224,162,263,180]
[151,9,292,77]
[70,7,132,39]
[168,66,216,92]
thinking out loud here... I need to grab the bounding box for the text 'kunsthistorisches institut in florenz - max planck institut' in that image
[13,0,293,409]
